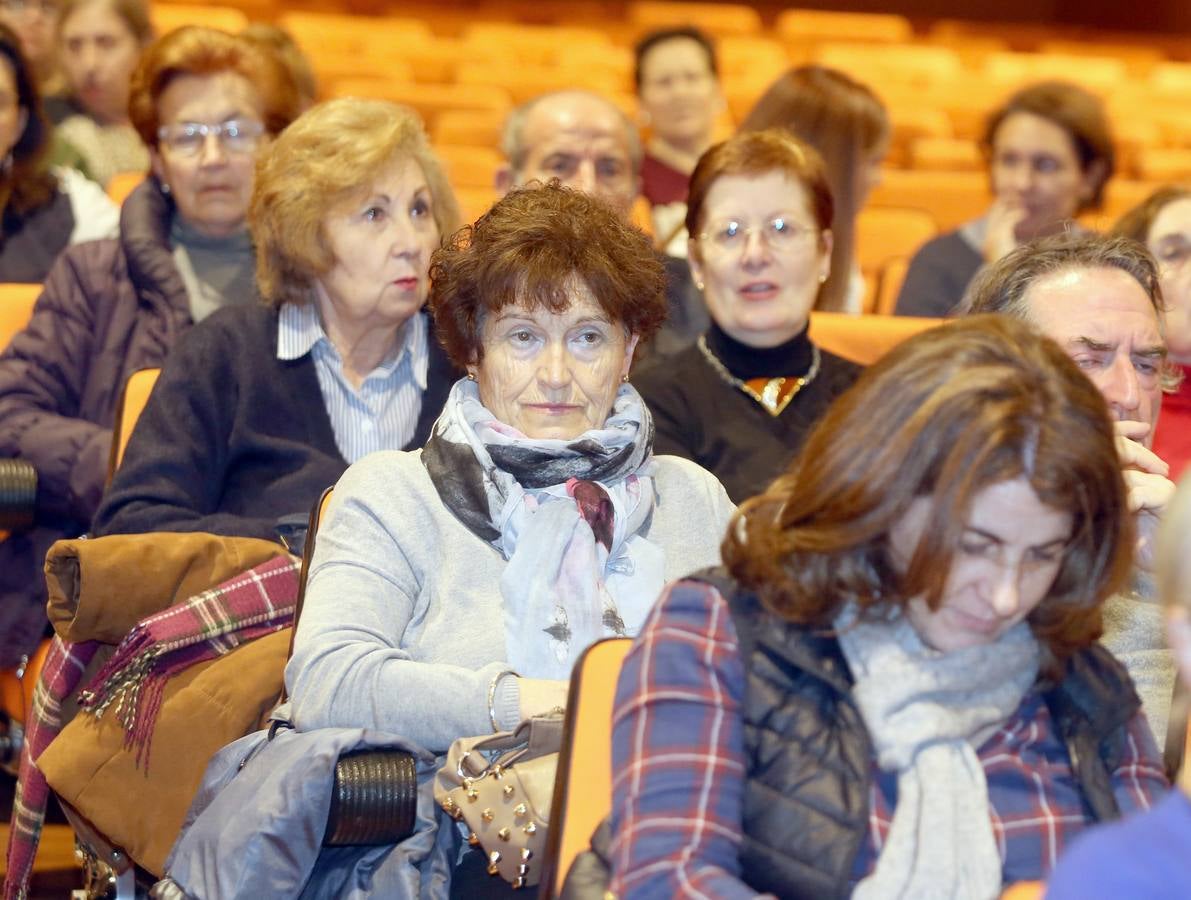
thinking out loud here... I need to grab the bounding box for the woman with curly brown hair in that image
[611,315,1166,899]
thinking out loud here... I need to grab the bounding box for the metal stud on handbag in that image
[434,715,562,889]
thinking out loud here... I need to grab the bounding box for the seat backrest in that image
[106,367,161,481]
[808,311,943,365]
[541,636,633,898]
[0,282,42,351]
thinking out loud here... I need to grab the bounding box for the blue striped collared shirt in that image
[277,302,427,464]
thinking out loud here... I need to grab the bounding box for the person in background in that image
[739,65,889,314]
[498,88,707,358]
[52,0,152,185]
[0,0,59,94]
[239,22,316,111]
[897,81,1114,318]
[611,315,1166,899]
[1115,186,1191,481]
[633,129,859,503]
[93,97,460,539]
[633,25,722,257]
[0,20,115,282]
[960,233,1176,747]
[0,25,299,670]
[1046,468,1191,900]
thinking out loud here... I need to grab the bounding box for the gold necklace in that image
[696,335,821,417]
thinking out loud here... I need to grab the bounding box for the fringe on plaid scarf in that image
[78,554,300,770]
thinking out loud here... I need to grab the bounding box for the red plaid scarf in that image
[3,554,299,900]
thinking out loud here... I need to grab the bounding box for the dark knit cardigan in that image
[92,302,458,539]
[633,322,860,503]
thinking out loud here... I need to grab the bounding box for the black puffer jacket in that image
[565,570,1142,900]
[711,569,1137,899]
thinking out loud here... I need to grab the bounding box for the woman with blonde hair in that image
[93,96,461,539]
[739,65,889,313]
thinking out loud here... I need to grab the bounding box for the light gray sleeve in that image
[1099,584,1176,749]
[284,460,520,753]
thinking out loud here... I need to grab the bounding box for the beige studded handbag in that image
[434,714,563,889]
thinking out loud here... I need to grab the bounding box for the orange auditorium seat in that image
[626,1,762,36]
[454,62,623,105]
[869,169,991,232]
[327,80,512,131]
[776,9,912,46]
[106,171,145,205]
[855,207,937,277]
[278,11,432,59]
[435,145,502,192]
[0,282,41,351]
[151,3,247,34]
[808,311,942,366]
[982,51,1124,93]
[432,110,506,152]
[875,257,910,316]
[813,42,963,88]
[909,137,983,172]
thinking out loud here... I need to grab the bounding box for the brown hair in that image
[633,26,718,90]
[685,128,833,250]
[982,81,1115,212]
[722,314,1132,678]
[430,182,667,367]
[128,25,301,149]
[1112,185,1191,245]
[57,0,153,46]
[0,22,55,217]
[239,23,317,111]
[252,97,459,309]
[740,66,888,312]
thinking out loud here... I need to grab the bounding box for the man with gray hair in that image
[960,231,1178,750]
[497,89,707,357]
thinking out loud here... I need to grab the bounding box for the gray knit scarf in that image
[835,607,1040,900]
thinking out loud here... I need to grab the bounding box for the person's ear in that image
[495,164,515,195]
[621,333,640,379]
[1079,160,1108,206]
[818,229,834,283]
[687,239,705,291]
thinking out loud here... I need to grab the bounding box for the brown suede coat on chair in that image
[35,531,293,876]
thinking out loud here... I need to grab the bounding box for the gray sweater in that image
[285,449,734,753]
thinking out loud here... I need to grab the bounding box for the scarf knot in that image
[423,378,662,679]
[835,606,1040,900]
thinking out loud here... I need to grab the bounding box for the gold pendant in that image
[745,377,797,416]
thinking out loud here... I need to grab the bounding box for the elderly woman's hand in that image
[517,677,568,720]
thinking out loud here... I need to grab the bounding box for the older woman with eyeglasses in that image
[633,129,860,503]
[0,25,299,669]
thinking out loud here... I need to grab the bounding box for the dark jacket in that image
[633,327,860,503]
[0,189,75,284]
[563,571,1142,900]
[707,570,1136,899]
[92,303,458,540]
[893,229,982,318]
[0,179,188,666]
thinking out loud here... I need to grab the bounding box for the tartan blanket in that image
[3,554,299,900]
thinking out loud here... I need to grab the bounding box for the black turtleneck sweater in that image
[633,322,860,503]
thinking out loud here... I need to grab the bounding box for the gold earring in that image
[818,273,827,284]
[621,374,629,383]
[696,280,705,291]
[466,372,476,381]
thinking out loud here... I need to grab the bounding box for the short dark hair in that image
[723,314,1132,679]
[633,26,718,90]
[982,81,1115,212]
[429,183,667,367]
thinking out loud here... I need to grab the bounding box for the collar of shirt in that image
[277,301,429,391]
